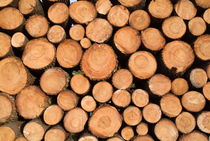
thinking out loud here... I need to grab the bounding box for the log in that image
[195,0,210,9]
[57,90,79,111]
[92,81,113,103]
[56,39,83,68]
[179,131,208,141]
[129,10,150,31]
[112,89,131,108]
[18,0,44,15]
[0,32,12,58]
[133,135,154,141]
[95,0,112,15]
[142,103,162,123]
[16,85,49,119]
[0,0,14,7]
[44,126,67,141]
[81,95,96,112]
[89,105,122,138]
[107,5,129,27]
[148,74,171,96]
[107,136,124,141]
[203,8,210,24]
[162,40,195,73]
[203,82,210,100]
[81,43,117,80]
[15,137,28,141]
[175,111,196,134]
[207,64,210,79]
[188,17,206,36]
[69,1,97,24]
[197,111,210,134]
[121,126,134,141]
[80,38,92,49]
[128,51,157,79]
[69,24,85,41]
[181,91,206,112]
[132,89,149,108]
[171,78,189,96]
[47,25,66,44]
[123,106,142,126]
[189,68,208,88]
[78,134,98,141]
[11,32,28,49]
[22,38,56,70]
[114,26,141,54]
[136,123,148,136]
[86,18,113,43]
[141,28,165,51]
[118,0,143,7]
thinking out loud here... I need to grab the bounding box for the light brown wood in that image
[162,40,195,73]
[86,18,113,43]
[148,0,173,19]
[107,136,124,141]
[203,8,210,24]
[154,119,178,141]
[194,34,210,61]
[57,90,79,111]
[22,38,56,70]
[143,103,162,123]
[16,85,49,119]
[207,64,210,79]
[81,43,117,80]
[0,0,14,7]
[133,135,154,141]
[197,111,210,134]
[181,91,206,112]
[123,106,142,126]
[195,0,210,9]
[0,125,16,141]
[118,0,143,7]
[112,89,131,108]
[89,105,122,138]
[47,25,66,44]
[136,122,148,136]
[175,0,197,20]
[107,5,129,27]
[171,78,189,96]
[64,107,88,133]
[129,10,150,31]
[25,15,49,38]
[190,68,208,88]
[114,26,141,54]
[92,81,113,103]
[203,82,210,100]
[162,16,186,39]
[15,137,28,141]
[0,7,24,30]
[121,126,134,141]
[69,24,85,41]
[78,134,98,141]
[40,67,69,95]
[69,1,97,24]
[128,51,157,79]
[148,74,171,96]
[95,0,112,15]
[81,96,96,112]
[188,17,206,36]
[132,89,149,108]
[175,112,196,134]
[80,38,91,49]
[18,0,44,15]
[141,28,165,51]
[179,131,208,141]
[0,94,14,123]
[11,32,28,48]
[44,126,67,141]
[0,32,12,58]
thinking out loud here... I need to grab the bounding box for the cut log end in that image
[47,25,66,44]
[69,24,85,41]
[11,32,28,48]
[203,8,210,24]
[195,0,210,9]
[44,127,67,141]
[121,126,134,141]
[15,137,28,141]
[95,0,112,15]
[143,103,162,123]
[118,0,143,7]
[133,135,154,141]
[171,78,189,96]
[81,96,96,112]
[136,122,148,136]
[0,126,16,141]
[179,131,208,141]
[203,82,210,101]
[132,89,149,108]
[190,68,207,88]
[0,94,13,123]
[0,32,11,58]
[112,89,131,108]
[80,38,91,49]
[0,0,13,7]
[123,106,142,126]
[18,0,37,15]
[188,17,206,36]
[78,135,98,141]
[197,111,210,134]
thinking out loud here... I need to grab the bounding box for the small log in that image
[171,78,189,96]
[203,8,210,24]
[107,136,124,141]
[22,38,56,70]
[0,0,14,7]
[81,95,96,112]
[114,26,141,54]
[15,137,28,141]
[203,82,210,100]
[148,74,171,96]
[142,103,162,123]
[47,25,66,44]
[121,126,134,141]
[18,0,44,15]
[107,5,129,27]
[179,131,208,141]
[86,18,113,43]
[81,43,117,80]
[25,15,49,38]
[44,126,67,141]
[123,106,142,126]
[141,28,165,51]
[128,51,157,79]
[112,89,131,108]
[69,1,97,24]
[95,0,112,15]
[69,24,85,41]
[92,81,113,103]
[118,0,143,7]
[132,89,149,108]
[181,91,206,112]
[148,0,173,19]
[57,90,79,111]
[162,16,186,39]
[129,10,150,31]
[194,34,210,61]
[11,32,28,49]
[133,135,154,141]
[64,107,88,133]
[136,123,148,136]
[195,0,210,9]
[190,68,208,88]
[175,111,196,134]
[175,0,197,20]
[0,32,12,58]
[162,40,195,73]
[40,67,69,95]
[56,39,83,68]
[154,119,179,141]
[80,38,92,49]
[160,94,182,117]
[78,134,98,141]
[16,85,49,119]
[207,64,210,79]
[112,69,133,90]
[89,105,122,138]
[188,17,206,36]
[197,111,210,134]
[0,7,24,30]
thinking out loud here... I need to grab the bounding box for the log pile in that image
[1,0,210,140]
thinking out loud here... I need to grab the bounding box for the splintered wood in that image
[1,0,210,140]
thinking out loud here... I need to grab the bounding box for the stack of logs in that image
[1,0,210,140]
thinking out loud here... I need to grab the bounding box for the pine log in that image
[207,64,210,79]
[69,24,85,41]
[0,32,12,58]
[80,38,92,49]
[203,82,210,100]
[123,106,142,126]
[18,0,44,15]
[188,17,206,36]
[118,0,143,7]
[11,32,28,49]
[197,111,210,134]
[121,126,134,141]
[171,78,189,96]
[195,0,210,9]
[132,89,149,108]
[107,136,124,141]
[95,0,112,15]
[0,0,14,7]
[190,68,208,88]
[112,89,131,108]
[47,25,66,44]
[203,8,210,24]
[136,123,148,136]
[142,103,162,123]
[15,137,28,141]
[44,126,67,141]
[81,95,96,112]
[78,134,98,141]
[133,135,154,141]
[179,131,208,141]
